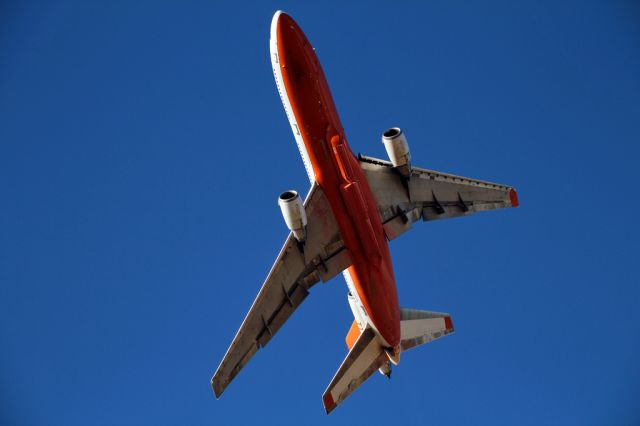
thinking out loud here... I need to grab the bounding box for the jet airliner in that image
[212,11,519,414]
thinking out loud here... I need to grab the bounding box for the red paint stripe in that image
[444,316,454,331]
[323,391,335,413]
[509,188,519,207]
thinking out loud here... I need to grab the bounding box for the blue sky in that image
[1,1,639,425]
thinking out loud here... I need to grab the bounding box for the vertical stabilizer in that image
[345,319,362,350]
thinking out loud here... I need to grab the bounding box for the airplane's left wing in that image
[212,183,351,397]
[359,155,518,240]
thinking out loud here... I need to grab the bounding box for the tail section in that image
[324,309,454,414]
[400,308,454,352]
[323,327,387,414]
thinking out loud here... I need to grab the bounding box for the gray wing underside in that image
[212,182,351,398]
[359,155,518,240]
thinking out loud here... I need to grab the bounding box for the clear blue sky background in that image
[1,1,639,425]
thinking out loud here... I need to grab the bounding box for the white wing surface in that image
[359,155,519,240]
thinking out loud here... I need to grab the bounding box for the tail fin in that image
[400,308,454,352]
[322,327,387,414]
[345,319,362,351]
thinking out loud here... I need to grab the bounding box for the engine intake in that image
[278,190,307,242]
[382,127,411,178]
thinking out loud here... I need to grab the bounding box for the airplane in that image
[211,10,519,414]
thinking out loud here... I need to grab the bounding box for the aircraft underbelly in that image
[274,14,400,348]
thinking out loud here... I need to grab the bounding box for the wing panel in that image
[212,183,350,397]
[359,155,517,240]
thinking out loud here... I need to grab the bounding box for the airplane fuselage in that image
[271,12,400,349]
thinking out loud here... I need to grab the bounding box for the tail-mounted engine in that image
[278,190,307,242]
[381,127,411,178]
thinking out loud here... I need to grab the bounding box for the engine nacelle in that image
[278,190,307,242]
[382,127,411,178]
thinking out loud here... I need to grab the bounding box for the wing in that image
[359,155,519,240]
[212,183,351,397]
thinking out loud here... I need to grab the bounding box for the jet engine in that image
[381,127,411,178]
[278,190,307,242]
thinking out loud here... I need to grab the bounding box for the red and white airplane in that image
[212,11,519,414]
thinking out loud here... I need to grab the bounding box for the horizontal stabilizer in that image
[400,308,454,352]
[322,327,387,414]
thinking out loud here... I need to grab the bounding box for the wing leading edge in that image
[212,183,351,397]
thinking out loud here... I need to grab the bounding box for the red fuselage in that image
[275,14,400,348]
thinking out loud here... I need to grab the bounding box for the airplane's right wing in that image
[212,182,352,398]
[359,155,519,240]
